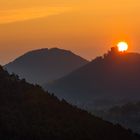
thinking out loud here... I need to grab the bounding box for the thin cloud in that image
[0,6,72,24]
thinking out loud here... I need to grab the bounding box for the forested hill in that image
[0,66,139,140]
[46,47,140,108]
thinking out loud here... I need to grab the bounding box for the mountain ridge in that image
[45,47,140,109]
[5,48,89,85]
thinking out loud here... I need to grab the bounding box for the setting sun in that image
[117,42,128,52]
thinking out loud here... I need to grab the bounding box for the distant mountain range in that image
[0,66,139,140]
[45,47,140,109]
[5,48,88,85]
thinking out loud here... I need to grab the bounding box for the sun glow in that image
[117,42,128,52]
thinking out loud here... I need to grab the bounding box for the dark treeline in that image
[0,66,139,140]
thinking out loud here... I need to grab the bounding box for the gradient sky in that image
[0,0,140,64]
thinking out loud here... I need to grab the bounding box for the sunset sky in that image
[0,0,140,64]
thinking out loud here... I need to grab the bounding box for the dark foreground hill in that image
[5,48,88,85]
[0,66,139,140]
[45,47,140,109]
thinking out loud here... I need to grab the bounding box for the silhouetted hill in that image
[5,48,88,85]
[97,101,140,134]
[45,47,140,109]
[0,66,139,140]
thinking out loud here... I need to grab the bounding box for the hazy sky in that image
[0,0,140,64]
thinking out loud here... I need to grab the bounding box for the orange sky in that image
[0,0,140,64]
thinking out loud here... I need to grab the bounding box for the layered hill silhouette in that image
[0,66,139,140]
[5,48,88,85]
[97,101,140,134]
[45,47,140,109]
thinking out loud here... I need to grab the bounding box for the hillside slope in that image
[0,66,139,140]
[46,47,140,109]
